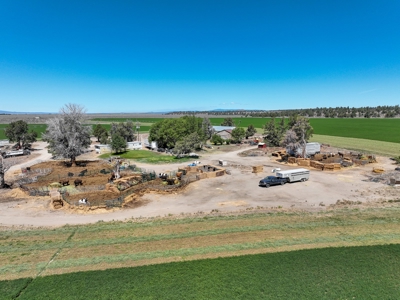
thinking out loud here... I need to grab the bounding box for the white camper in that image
[288,142,320,157]
[276,168,310,183]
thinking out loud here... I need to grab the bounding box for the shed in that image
[258,143,267,149]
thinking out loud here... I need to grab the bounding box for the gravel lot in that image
[1,143,399,227]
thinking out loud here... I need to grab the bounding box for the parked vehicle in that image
[275,168,310,183]
[259,176,288,187]
[287,142,320,157]
[1,149,30,158]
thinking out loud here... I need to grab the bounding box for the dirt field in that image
[1,142,400,227]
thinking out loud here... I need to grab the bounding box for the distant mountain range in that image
[0,110,54,114]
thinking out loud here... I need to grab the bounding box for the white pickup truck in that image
[1,149,31,158]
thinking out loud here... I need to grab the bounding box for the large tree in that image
[42,104,92,164]
[245,124,256,139]
[201,117,214,140]
[0,156,19,189]
[231,127,246,143]
[282,116,314,158]
[4,120,37,148]
[263,118,282,146]
[110,134,126,153]
[220,118,235,126]
[149,116,206,149]
[93,124,108,142]
[110,121,135,142]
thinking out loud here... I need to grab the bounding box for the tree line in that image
[166,105,400,118]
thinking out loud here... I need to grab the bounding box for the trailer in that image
[2,149,30,158]
[275,168,310,183]
[287,142,320,157]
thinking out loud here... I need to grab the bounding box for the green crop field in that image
[89,117,165,123]
[2,208,400,298]
[2,244,400,299]
[0,124,47,140]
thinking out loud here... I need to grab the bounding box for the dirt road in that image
[1,144,399,227]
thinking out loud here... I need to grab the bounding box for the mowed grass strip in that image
[310,134,400,156]
[5,244,400,300]
[2,208,400,280]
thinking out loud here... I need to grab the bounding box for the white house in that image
[94,144,112,154]
[127,141,142,150]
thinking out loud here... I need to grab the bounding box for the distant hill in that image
[0,110,53,114]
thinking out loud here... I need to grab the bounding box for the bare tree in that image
[291,116,313,158]
[281,129,300,155]
[0,156,18,188]
[42,104,91,164]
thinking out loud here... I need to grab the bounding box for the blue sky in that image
[0,1,399,113]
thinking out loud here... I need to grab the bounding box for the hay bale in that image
[313,162,324,170]
[288,157,296,164]
[313,154,324,161]
[373,167,385,174]
[252,166,263,173]
[333,163,341,170]
[297,159,310,167]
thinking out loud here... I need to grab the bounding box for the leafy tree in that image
[110,121,135,142]
[278,117,286,136]
[263,118,281,146]
[231,127,246,143]
[111,134,126,153]
[174,132,202,155]
[149,116,206,149]
[93,124,108,142]
[210,134,224,145]
[42,104,91,164]
[99,131,109,145]
[220,118,235,126]
[245,124,256,139]
[5,120,37,148]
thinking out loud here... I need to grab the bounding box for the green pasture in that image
[99,150,192,164]
[3,244,400,300]
[0,124,47,140]
[91,124,151,133]
[310,134,400,157]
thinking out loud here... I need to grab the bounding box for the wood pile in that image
[252,166,263,173]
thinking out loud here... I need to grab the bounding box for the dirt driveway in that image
[1,144,399,227]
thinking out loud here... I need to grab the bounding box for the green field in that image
[0,124,47,140]
[99,150,192,163]
[89,117,165,123]
[2,244,400,299]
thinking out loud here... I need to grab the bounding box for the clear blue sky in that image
[0,1,399,113]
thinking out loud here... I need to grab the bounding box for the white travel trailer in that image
[275,168,310,183]
[288,142,321,157]
[127,141,142,150]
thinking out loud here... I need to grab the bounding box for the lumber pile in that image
[252,165,263,173]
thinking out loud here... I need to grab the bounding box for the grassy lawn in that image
[3,244,400,299]
[99,150,192,164]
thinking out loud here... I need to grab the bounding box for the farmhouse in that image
[212,126,236,140]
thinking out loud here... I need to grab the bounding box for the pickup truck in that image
[259,176,288,188]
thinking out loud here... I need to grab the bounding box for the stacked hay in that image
[252,166,263,173]
[324,163,335,171]
[297,159,310,167]
[313,161,324,170]
[310,160,318,168]
[288,157,296,164]
[105,183,120,194]
[333,163,341,170]
[50,189,63,209]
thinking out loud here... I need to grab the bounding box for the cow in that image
[64,161,72,167]
[59,179,69,186]
[68,172,74,177]
[78,198,88,204]
[74,179,83,187]
[78,169,88,177]
[159,173,168,180]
